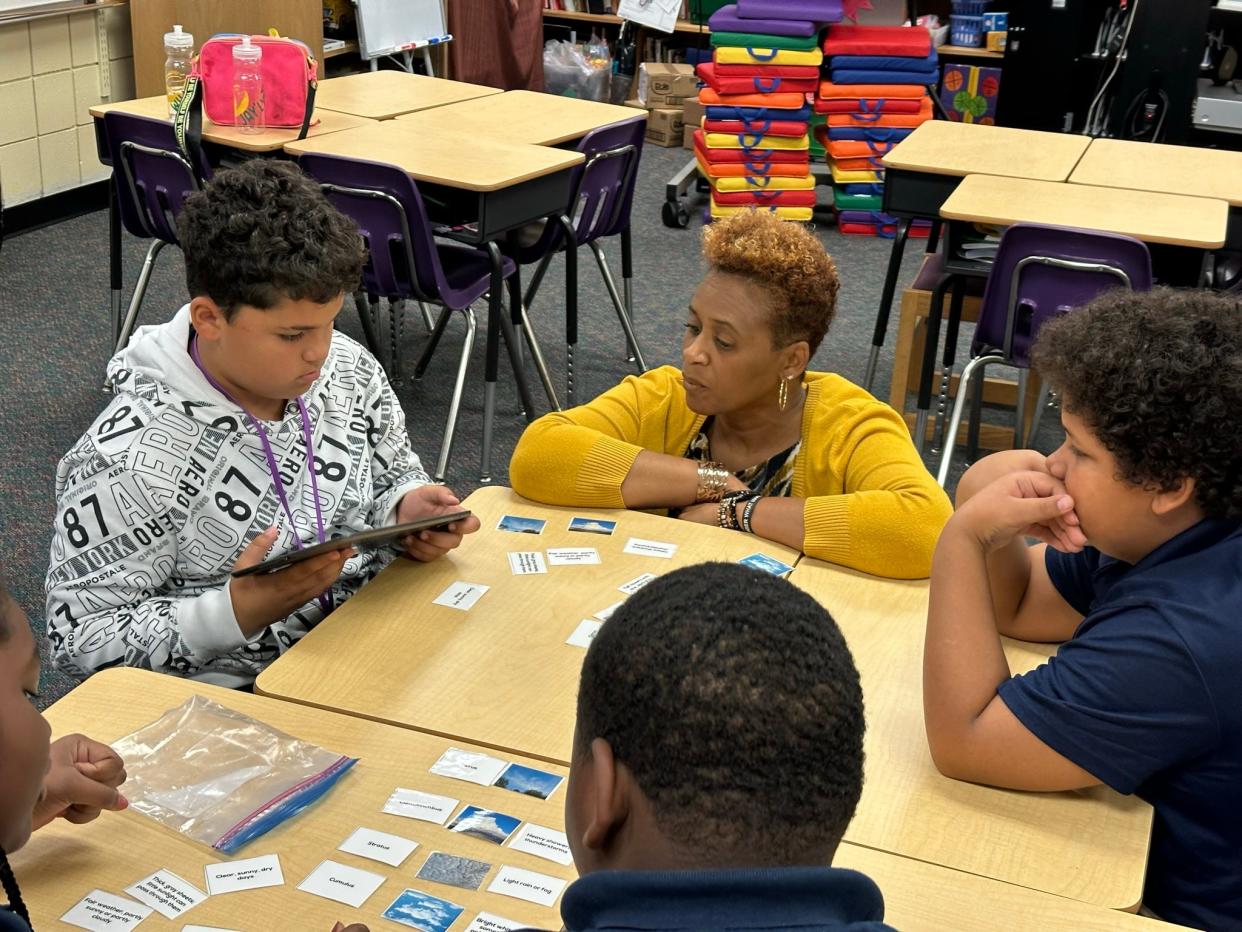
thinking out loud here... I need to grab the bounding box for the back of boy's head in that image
[575,562,865,865]
[177,160,364,318]
[1032,287,1242,521]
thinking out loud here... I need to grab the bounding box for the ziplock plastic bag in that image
[543,36,612,102]
[111,696,357,853]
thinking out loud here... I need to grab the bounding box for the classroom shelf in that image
[938,43,1003,59]
[0,0,127,26]
[323,39,359,59]
[541,9,711,35]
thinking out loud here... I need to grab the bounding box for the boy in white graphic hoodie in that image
[46,161,481,688]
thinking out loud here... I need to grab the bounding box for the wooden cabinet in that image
[130,0,324,98]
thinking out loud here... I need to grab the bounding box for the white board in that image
[354,0,448,59]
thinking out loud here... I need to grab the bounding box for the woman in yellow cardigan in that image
[510,211,951,578]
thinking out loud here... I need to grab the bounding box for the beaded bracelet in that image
[718,489,758,530]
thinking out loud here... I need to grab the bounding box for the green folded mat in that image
[833,191,884,210]
[710,30,822,50]
[809,113,827,159]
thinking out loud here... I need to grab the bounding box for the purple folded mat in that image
[709,4,820,37]
[735,0,843,22]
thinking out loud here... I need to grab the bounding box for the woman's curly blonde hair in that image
[701,210,840,355]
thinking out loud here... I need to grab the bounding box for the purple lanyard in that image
[190,335,333,613]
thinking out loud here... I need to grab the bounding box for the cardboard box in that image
[985,31,1007,53]
[681,96,705,149]
[637,62,697,108]
[645,107,685,147]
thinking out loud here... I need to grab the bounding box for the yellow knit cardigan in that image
[510,366,952,579]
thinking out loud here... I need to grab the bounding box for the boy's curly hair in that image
[702,210,839,356]
[177,160,364,317]
[1032,287,1242,520]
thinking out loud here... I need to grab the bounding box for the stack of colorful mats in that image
[814,24,937,236]
[694,0,843,221]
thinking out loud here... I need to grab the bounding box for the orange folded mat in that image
[825,139,899,158]
[827,155,888,171]
[818,81,928,99]
[699,87,808,109]
[826,101,932,127]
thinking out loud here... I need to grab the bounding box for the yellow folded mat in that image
[714,46,824,67]
[703,132,810,150]
[829,163,883,183]
[713,173,816,192]
[710,200,814,221]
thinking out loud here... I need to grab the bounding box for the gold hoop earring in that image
[778,376,788,412]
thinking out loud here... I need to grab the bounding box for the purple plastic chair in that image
[103,111,210,368]
[506,117,648,405]
[935,223,1152,486]
[297,152,537,483]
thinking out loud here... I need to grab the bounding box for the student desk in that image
[395,90,645,146]
[1069,137,1242,250]
[314,71,503,121]
[88,96,375,364]
[16,670,1177,932]
[865,122,1093,394]
[256,485,801,767]
[788,557,1154,911]
[904,173,1231,448]
[13,668,575,931]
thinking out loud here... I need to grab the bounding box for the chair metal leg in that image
[108,177,123,348]
[590,241,648,373]
[1015,367,1030,450]
[388,298,405,386]
[937,353,1005,487]
[1026,382,1052,448]
[433,308,477,482]
[932,276,967,453]
[414,305,454,379]
[417,301,436,331]
[966,360,987,464]
[480,243,506,483]
[104,235,165,391]
[497,295,538,421]
[864,216,912,393]
[523,249,555,313]
[621,225,637,363]
[507,265,560,411]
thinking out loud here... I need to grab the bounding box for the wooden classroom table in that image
[257,486,802,766]
[14,668,576,931]
[863,120,1094,395]
[395,89,645,146]
[314,70,503,120]
[15,670,1178,932]
[1070,136,1242,249]
[789,557,1154,911]
[940,174,1230,250]
[89,95,375,155]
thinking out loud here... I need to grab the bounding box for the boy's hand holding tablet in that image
[395,485,482,563]
[230,529,355,636]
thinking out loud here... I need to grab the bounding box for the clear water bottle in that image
[163,24,193,117]
[232,36,264,135]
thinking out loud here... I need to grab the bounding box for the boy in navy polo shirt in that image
[924,287,1242,929]
[555,562,891,932]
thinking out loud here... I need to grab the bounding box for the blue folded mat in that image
[705,104,813,122]
[829,51,939,71]
[829,68,939,85]
[825,126,914,142]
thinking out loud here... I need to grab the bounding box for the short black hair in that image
[1032,287,1242,520]
[576,563,865,865]
[177,160,364,318]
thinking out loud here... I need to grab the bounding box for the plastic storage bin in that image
[950,0,990,14]
[950,14,985,46]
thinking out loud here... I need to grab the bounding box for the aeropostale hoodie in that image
[45,306,430,687]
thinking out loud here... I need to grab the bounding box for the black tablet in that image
[230,510,473,577]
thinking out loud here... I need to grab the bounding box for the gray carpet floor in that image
[0,142,1062,705]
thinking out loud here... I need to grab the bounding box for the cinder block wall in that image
[0,4,135,206]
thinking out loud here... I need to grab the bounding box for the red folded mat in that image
[712,188,817,207]
[814,97,926,114]
[703,117,809,137]
[822,24,932,57]
[826,101,932,127]
[817,80,927,100]
[699,87,807,109]
[692,130,809,162]
[699,70,818,96]
[708,60,820,79]
[828,155,888,171]
[698,160,813,178]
